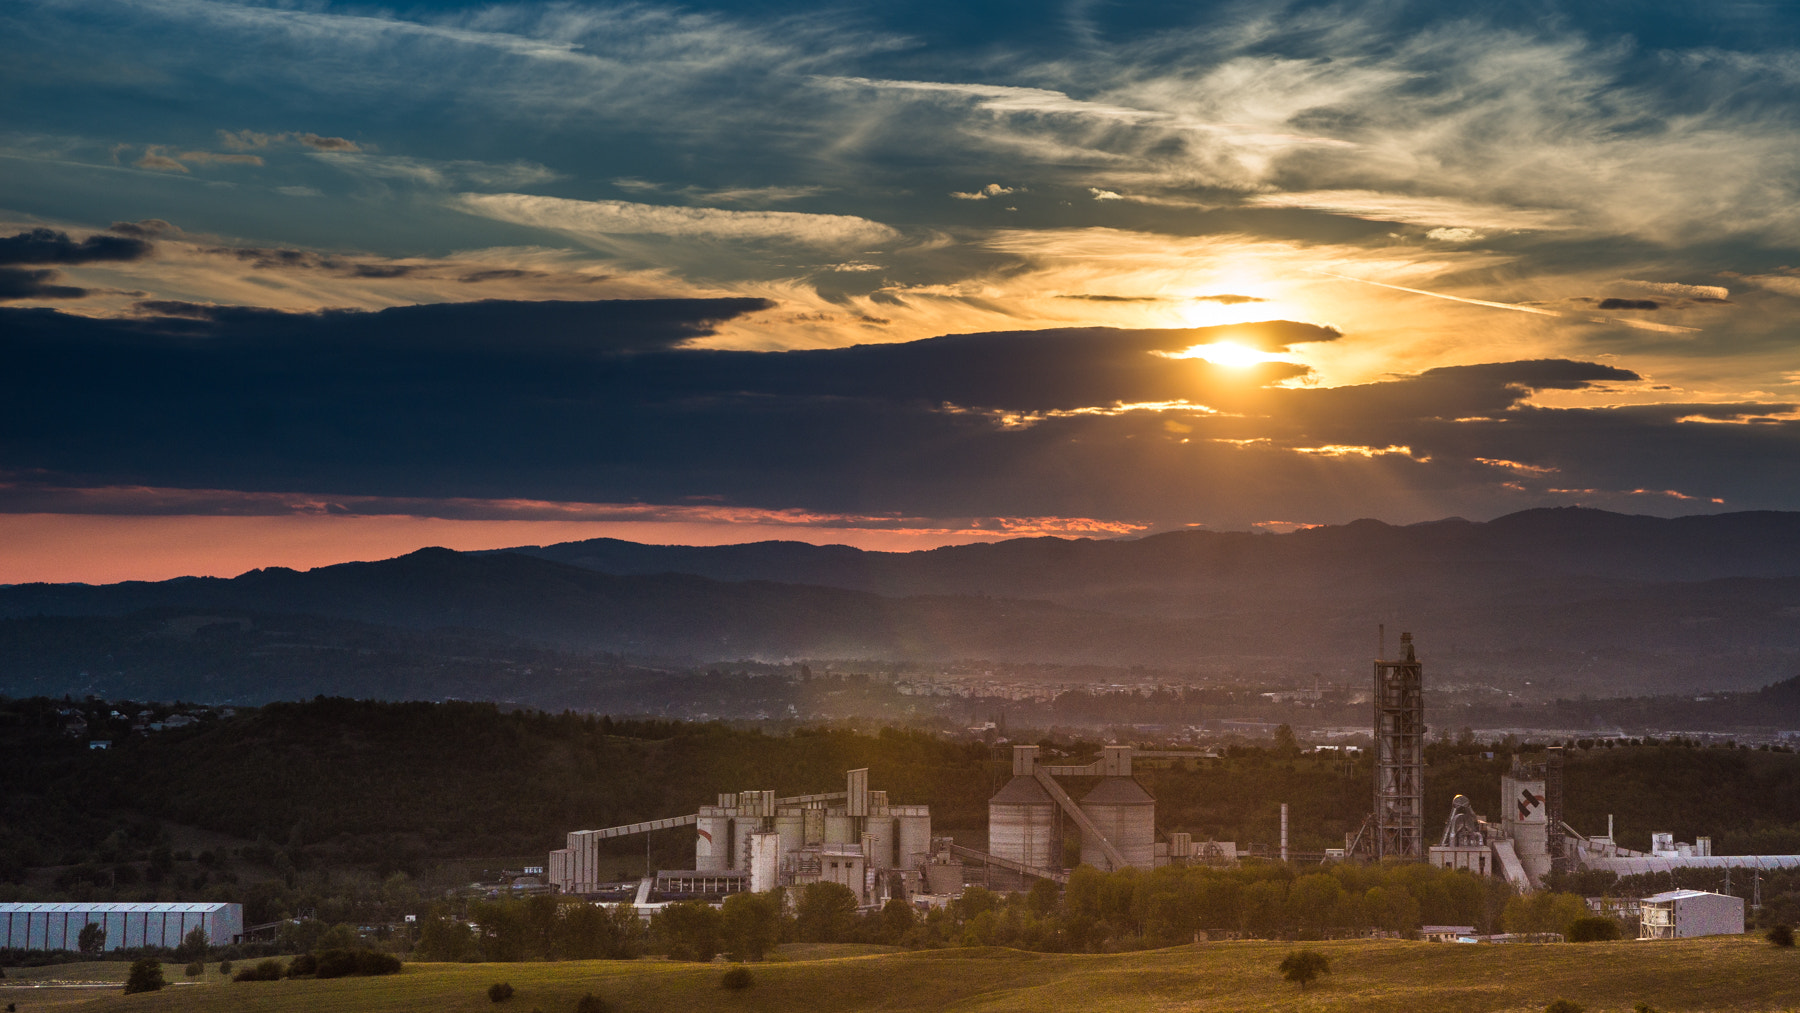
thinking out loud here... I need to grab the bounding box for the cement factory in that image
[546,630,1796,938]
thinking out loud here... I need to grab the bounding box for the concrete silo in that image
[988,745,1060,868]
[1078,746,1155,871]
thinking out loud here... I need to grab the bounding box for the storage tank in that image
[896,809,931,870]
[1079,777,1155,870]
[863,814,896,869]
[696,813,732,872]
[774,808,806,858]
[825,813,858,846]
[733,818,763,871]
[988,775,1059,868]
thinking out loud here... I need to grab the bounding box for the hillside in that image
[18,937,1800,1013]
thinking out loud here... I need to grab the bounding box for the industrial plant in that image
[541,628,1786,942]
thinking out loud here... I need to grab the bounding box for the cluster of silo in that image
[987,744,1157,873]
[689,769,931,903]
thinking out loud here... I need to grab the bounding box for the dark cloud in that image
[459,269,543,283]
[1598,298,1661,310]
[0,268,87,300]
[0,228,152,265]
[0,299,1787,526]
[1058,294,1159,302]
[347,264,417,279]
[109,220,181,238]
[1194,294,1266,304]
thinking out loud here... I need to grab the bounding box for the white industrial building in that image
[549,768,930,907]
[1638,889,1744,940]
[0,902,243,952]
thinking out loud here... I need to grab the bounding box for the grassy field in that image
[13,937,1799,1013]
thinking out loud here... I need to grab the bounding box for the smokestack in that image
[1281,803,1289,863]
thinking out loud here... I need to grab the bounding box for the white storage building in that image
[1638,890,1744,940]
[0,902,243,951]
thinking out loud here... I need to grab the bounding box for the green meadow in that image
[9,937,1798,1013]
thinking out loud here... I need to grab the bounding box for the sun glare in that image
[1165,341,1291,368]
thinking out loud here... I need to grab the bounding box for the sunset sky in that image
[4,0,1800,583]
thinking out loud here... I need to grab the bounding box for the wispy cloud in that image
[450,192,899,247]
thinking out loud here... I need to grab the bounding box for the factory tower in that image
[1373,632,1424,860]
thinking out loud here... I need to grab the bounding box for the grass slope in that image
[41,937,1800,1013]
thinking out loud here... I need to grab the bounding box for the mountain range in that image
[4,507,1800,703]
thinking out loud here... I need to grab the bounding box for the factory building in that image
[1638,889,1745,939]
[0,902,242,952]
[549,768,929,907]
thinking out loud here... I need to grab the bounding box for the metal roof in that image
[1642,889,1735,903]
[1079,776,1154,805]
[1590,855,1800,874]
[989,775,1054,806]
[0,902,236,913]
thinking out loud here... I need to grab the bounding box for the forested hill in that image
[6,697,1800,894]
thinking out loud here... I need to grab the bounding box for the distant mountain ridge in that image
[496,508,1800,597]
[4,507,1800,700]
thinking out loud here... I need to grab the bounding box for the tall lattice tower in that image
[1373,632,1424,860]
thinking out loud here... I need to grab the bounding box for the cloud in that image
[133,150,189,173]
[451,192,899,248]
[1623,280,1730,302]
[0,228,152,265]
[0,268,87,300]
[950,183,1017,200]
[1249,192,1566,232]
[219,129,360,152]
[177,150,264,166]
[311,152,562,189]
[108,220,181,238]
[1744,274,1800,298]
[1597,298,1660,311]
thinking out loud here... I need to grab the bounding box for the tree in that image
[720,892,781,961]
[794,882,858,943]
[488,982,515,1002]
[1278,949,1331,991]
[720,966,754,990]
[176,924,210,962]
[123,958,166,995]
[1767,924,1795,947]
[77,922,105,957]
[1545,1001,1585,1013]
[575,992,611,1013]
[653,901,723,961]
[1566,916,1620,942]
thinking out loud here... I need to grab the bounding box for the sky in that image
[3,0,1800,583]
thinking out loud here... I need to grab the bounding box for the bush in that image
[314,949,403,978]
[218,960,233,975]
[286,953,319,977]
[574,992,610,1013]
[721,965,754,990]
[234,959,285,981]
[490,981,516,1002]
[1546,1001,1586,1013]
[1767,924,1795,947]
[1566,917,1621,942]
[123,958,166,995]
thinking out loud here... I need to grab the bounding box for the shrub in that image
[314,949,403,978]
[218,960,233,975]
[721,965,754,990]
[1566,917,1621,942]
[234,958,285,981]
[1767,924,1795,947]
[490,982,516,1002]
[574,992,611,1013]
[286,953,319,977]
[123,958,166,995]
[1546,1001,1586,1013]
